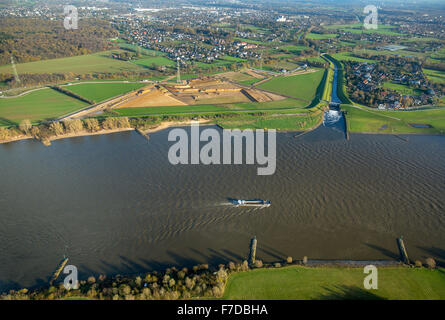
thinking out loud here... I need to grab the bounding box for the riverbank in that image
[45,128,135,145]
[0,120,214,146]
[0,128,135,145]
[2,258,443,300]
[142,119,213,134]
[0,134,33,144]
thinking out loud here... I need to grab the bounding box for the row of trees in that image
[0,117,131,144]
[1,111,272,143]
[52,86,95,105]
[44,117,131,138]
[0,126,21,141]
[1,262,230,301]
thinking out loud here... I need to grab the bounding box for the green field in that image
[221,56,247,62]
[382,82,423,96]
[223,266,445,300]
[306,33,338,40]
[331,52,376,63]
[353,48,428,60]
[339,40,357,47]
[132,56,176,68]
[0,51,144,75]
[429,47,445,64]
[257,70,325,102]
[424,69,445,84]
[117,42,165,57]
[0,88,88,125]
[343,104,445,134]
[193,60,233,69]
[63,82,147,103]
[305,56,327,64]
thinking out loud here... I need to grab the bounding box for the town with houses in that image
[0,0,444,110]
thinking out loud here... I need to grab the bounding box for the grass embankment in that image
[223,266,445,300]
[216,108,323,131]
[0,88,88,125]
[323,54,352,104]
[320,56,334,102]
[62,82,147,103]
[114,99,324,131]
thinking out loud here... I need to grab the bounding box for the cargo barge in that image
[232,199,271,208]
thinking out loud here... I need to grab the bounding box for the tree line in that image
[0,117,131,144]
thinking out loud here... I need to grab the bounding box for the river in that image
[1,126,445,292]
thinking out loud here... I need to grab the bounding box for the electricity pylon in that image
[177,57,181,83]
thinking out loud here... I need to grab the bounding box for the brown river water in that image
[0,124,444,291]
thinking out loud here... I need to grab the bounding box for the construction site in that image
[109,77,286,109]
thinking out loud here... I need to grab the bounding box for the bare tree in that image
[84,118,100,132]
[49,122,65,136]
[0,127,12,140]
[64,119,84,133]
[116,117,130,128]
[30,126,40,138]
[102,118,117,130]
[19,119,32,134]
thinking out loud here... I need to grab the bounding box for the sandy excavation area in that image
[114,77,286,109]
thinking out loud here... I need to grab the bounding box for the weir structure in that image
[397,236,410,265]
[249,236,257,265]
